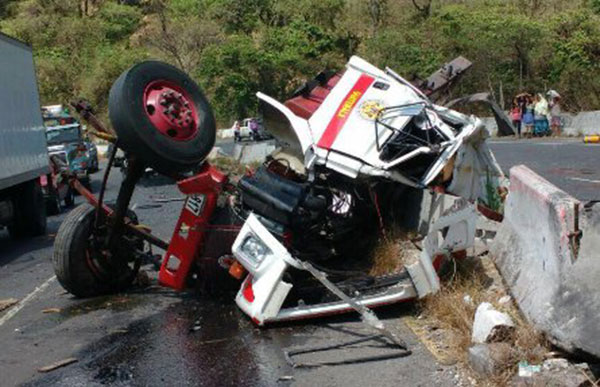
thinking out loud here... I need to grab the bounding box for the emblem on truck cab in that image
[359,100,385,121]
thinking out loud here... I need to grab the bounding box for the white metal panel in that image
[0,33,49,189]
[309,58,424,170]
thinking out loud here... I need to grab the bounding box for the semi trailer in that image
[0,32,50,237]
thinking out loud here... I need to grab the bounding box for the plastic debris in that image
[518,361,541,377]
[471,302,514,344]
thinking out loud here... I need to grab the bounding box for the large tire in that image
[109,61,216,175]
[8,180,47,238]
[53,203,140,297]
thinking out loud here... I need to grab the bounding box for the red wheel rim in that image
[143,80,200,141]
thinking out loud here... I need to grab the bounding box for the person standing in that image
[522,95,535,138]
[533,94,550,136]
[510,100,522,137]
[249,118,259,141]
[548,91,562,137]
[232,120,241,142]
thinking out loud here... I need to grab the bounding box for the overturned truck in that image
[53,56,506,325]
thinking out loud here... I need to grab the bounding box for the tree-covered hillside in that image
[2,0,600,124]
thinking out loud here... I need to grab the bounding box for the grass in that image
[368,228,418,276]
[209,156,263,181]
[415,256,551,385]
[209,156,249,177]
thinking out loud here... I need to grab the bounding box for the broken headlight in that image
[239,234,271,269]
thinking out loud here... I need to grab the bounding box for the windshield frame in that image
[46,125,82,146]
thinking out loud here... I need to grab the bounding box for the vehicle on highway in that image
[43,105,99,173]
[0,33,49,237]
[52,58,505,326]
[234,117,272,142]
[45,123,92,189]
[43,108,93,190]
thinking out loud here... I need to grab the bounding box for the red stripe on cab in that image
[317,74,374,149]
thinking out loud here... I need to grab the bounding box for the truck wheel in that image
[53,203,140,297]
[8,180,47,238]
[109,61,216,176]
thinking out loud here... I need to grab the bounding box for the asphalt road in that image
[489,138,600,202]
[0,163,459,387]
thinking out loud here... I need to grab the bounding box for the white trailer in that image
[0,32,50,237]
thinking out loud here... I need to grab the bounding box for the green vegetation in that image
[2,0,600,125]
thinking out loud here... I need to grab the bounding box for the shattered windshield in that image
[46,126,81,145]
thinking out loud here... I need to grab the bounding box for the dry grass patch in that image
[368,228,418,276]
[209,156,263,180]
[210,156,249,177]
[415,256,551,386]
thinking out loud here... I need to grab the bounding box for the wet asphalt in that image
[0,160,458,386]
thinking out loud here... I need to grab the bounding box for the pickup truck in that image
[0,33,50,237]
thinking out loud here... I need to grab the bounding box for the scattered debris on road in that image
[0,298,18,312]
[471,302,514,344]
[38,357,78,373]
[41,308,61,314]
[468,342,513,377]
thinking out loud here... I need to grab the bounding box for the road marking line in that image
[0,275,56,328]
[569,177,600,184]
[490,141,580,145]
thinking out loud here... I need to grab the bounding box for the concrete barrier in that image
[561,110,600,136]
[491,165,600,357]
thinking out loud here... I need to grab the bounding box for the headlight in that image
[240,234,270,268]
